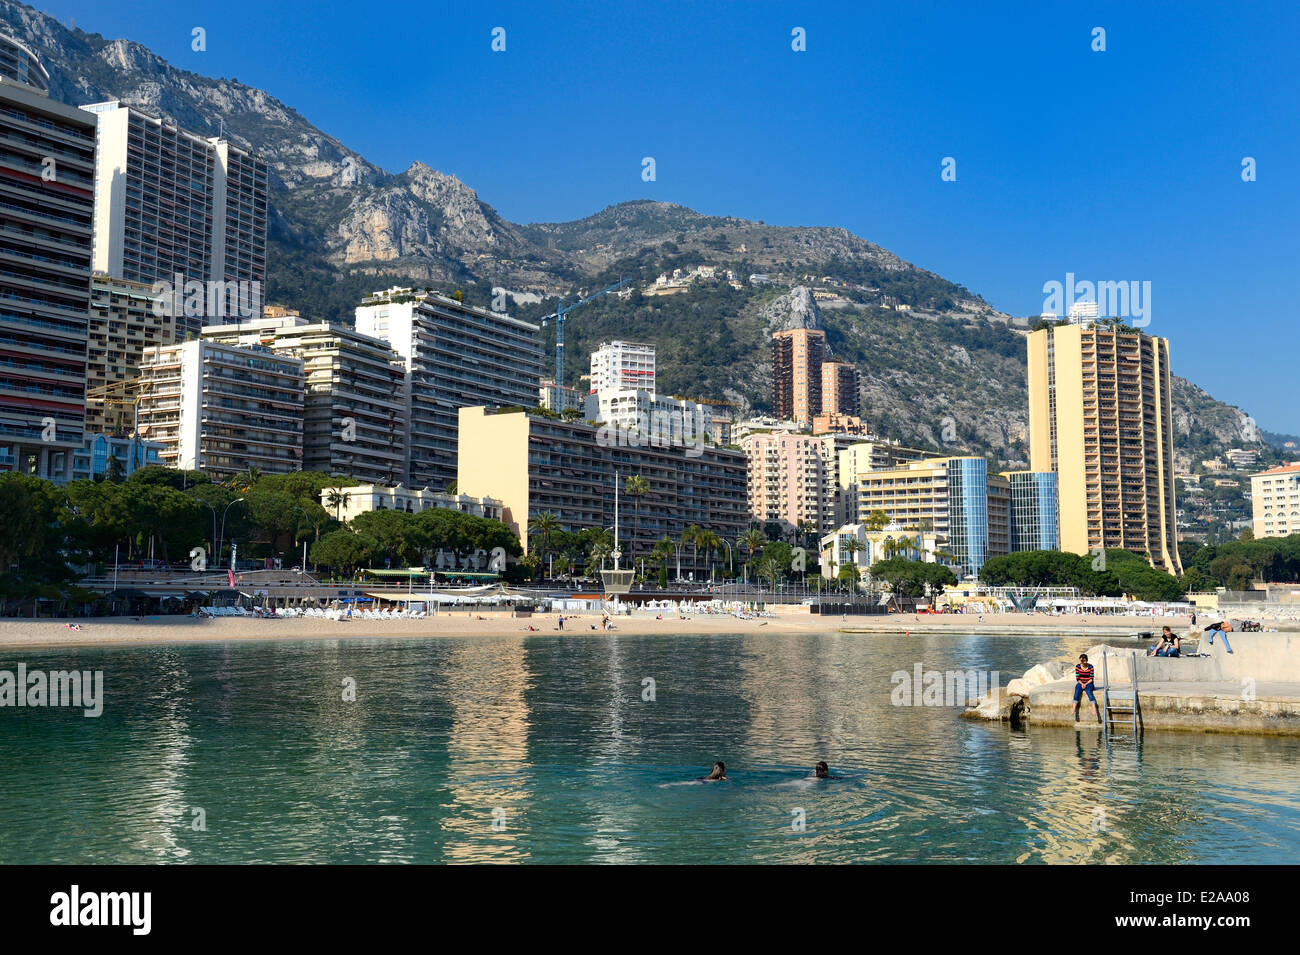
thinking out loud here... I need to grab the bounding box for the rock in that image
[963,688,1027,723]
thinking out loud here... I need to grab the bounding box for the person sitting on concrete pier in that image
[1158,629,1181,657]
[1204,619,1234,654]
[1072,654,1101,723]
[1146,629,1171,656]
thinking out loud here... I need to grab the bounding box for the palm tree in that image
[842,537,863,584]
[529,512,559,576]
[738,528,766,584]
[695,530,722,581]
[326,487,348,522]
[681,524,702,580]
[865,509,890,533]
[650,536,675,586]
[624,474,649,566]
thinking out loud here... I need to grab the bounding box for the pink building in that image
[742,431,843,535]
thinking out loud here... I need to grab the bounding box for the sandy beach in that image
[2,609,1283,652]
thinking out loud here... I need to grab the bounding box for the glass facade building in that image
[1007,470,1060,552]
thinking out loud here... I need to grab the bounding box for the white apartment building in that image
[82,101,268,334]
[1251,463,1300,539]
[584,387,723,446]
[136,339,303,480]
[355,288,542,489]
[203,314,408,484]
[590,340,656,394]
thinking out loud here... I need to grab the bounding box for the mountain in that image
[0,0,1277,471]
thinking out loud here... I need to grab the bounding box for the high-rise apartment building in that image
[0,33,48,91]
[1027,323,1181,574]
[85,275,175,435]
[203,313,408,484]
[771,328,826,426]
[82,101,268,334]
[0,40,96,481]
[355,288,542,489]
[1250,463,1300,539]
[837,440,940,524]
[458,406,747,578]
[1005,470,1061,552]
[820,360,860,417]
[590,340,656,394]
[136,339,303,479]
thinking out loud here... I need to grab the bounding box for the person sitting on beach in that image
[702,761,727,781]
[1072,654,1101,723]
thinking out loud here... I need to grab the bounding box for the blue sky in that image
[37,0,1300,433]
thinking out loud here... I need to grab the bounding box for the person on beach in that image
[557,615,564,631]
[1072,654,1100,723]
[702,761,727,781]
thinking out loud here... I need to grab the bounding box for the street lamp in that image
[217,498,245,572]
[195,498,218,566]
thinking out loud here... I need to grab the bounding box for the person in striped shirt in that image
[1072,653,1100,723]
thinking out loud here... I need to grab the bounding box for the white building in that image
[355,288,542,489]
[584,388,723,446]
[323,483,503,524]
[590,341,656,394]
[819,523,942,580]
[136,339,304,480]
[540,378,583,413]
[81,101,268,334]
[1251,463,1300,539]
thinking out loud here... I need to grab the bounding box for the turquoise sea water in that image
[1,632,1297,864]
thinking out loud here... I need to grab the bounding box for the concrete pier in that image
[964,632,1300,736]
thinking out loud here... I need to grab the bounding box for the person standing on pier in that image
[1072,653,1101,723]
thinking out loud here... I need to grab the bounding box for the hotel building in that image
[1027,323,1182,574]
[203,312,407,484]
[0,40,97,481]
[1250,463,1300,539]
[837,440,941,524]
[742,430,869,536]
[135,339,304,479]
[356,288,542,490]
[81,100,268,333]
[771,328,825,426]
[458,406,747,577]
[852,456,1011,577]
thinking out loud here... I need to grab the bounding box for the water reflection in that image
[0,633,1297,864]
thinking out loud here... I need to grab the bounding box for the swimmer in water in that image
[702,761,726,781]
[814,761,830,779]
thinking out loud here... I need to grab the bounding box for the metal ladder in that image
[1102,650,1142,741]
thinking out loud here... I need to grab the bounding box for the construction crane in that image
[541,277,629,386]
